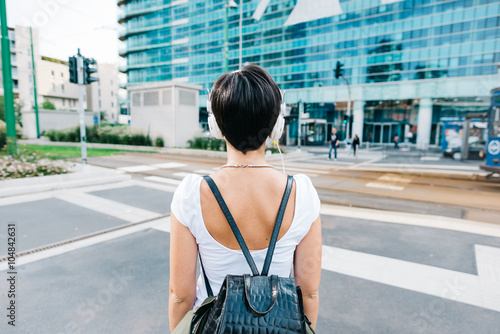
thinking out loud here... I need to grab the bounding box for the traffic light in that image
[343,115,348,124]
[69,56,78,83]
[334,61,344,79]
[83,57,99,85]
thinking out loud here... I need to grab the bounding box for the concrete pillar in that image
[416,98,433,150]
[353,100,364,142]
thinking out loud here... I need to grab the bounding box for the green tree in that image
[41,100,56,110]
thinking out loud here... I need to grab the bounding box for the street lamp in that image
[225,0,238,72]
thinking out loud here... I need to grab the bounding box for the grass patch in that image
[19,144,157,159]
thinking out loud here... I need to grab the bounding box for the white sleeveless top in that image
[170,173,321,308]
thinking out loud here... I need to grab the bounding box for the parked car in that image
[443,140,486,160]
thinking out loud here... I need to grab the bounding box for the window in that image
[61,85,65,93]
[111,91,114,96]
[62,99,65,106]
[52,83,56,92]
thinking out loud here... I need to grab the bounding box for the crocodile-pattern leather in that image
[197,275,307,334]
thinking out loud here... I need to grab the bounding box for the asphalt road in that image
[1,152,499,333]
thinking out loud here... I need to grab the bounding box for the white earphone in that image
[207,89,286,141]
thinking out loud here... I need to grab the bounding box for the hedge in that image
[44,125,162,147]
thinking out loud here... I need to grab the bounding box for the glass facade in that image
[118,0,499,146]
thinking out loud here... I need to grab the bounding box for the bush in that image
[188,137,226,151]
[0,154,70,180]
[44,125,154,146]
[41,100,56,110]
[155,137,164,147]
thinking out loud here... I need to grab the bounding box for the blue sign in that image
[485,137,500,168]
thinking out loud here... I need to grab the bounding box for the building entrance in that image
[364,122,401,144]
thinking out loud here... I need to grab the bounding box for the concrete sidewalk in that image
[0,163,130,198]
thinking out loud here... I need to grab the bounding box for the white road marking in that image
[117,165,158,173]
[70,181,134,193]
[320,204,500,238]
[0,217,171,271]
[129,179,177,193]
[151,218,171,233]
[144,176,182,186]
[348,156,384,169]
[420,156,441,161]
[322,244,500,312]
[365,183,405,191]
[0,192,54,206]
[365,173,412,191]
[151,162,187,169]
[54,191,160,223]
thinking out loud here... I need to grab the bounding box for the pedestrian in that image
[394,134,399,149]
[345,135,353,155]
[352,134,360,157]
[329,127,340,160]
[169,65,322,332]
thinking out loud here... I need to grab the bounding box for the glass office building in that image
[118,0,500,148]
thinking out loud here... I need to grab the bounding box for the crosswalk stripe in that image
[151,162,187,169]
[117,165,158,173]
[322,244,500,312]
[144,176,182,186]
[320,204,500,238]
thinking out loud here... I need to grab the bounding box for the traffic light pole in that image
[0,0,18,155]
[30,27,40,138]
[77,52,87,164]
[342,76,352,139]
[298,100,303,150]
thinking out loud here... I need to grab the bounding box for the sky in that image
[6,0,120,65]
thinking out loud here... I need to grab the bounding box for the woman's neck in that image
[226,142,267,165]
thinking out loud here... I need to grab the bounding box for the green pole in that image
[225,4,229,73]
[0,0,17,154]
[30,27,40,138]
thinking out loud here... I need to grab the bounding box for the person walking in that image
[352,134,360,157]
[394,134,399,149]
[168,65,322,332]
[329,127,340,160]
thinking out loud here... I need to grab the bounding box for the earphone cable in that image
[275,141,286,175]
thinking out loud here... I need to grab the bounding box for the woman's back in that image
[201,169,295,251]
[170,170,320,308]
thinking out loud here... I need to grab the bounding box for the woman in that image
[169,65,322,331]
[352,134,360,157]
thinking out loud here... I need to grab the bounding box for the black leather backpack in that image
[188,175,315,334]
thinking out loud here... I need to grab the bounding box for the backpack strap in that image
[199,255,214,297]
[203,176,260,276]
[261,175,294,276]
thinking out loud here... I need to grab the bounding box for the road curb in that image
[0,164,131,198]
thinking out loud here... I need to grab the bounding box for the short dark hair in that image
[210,65,281,154]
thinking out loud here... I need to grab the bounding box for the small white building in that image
[129,82,202,148]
